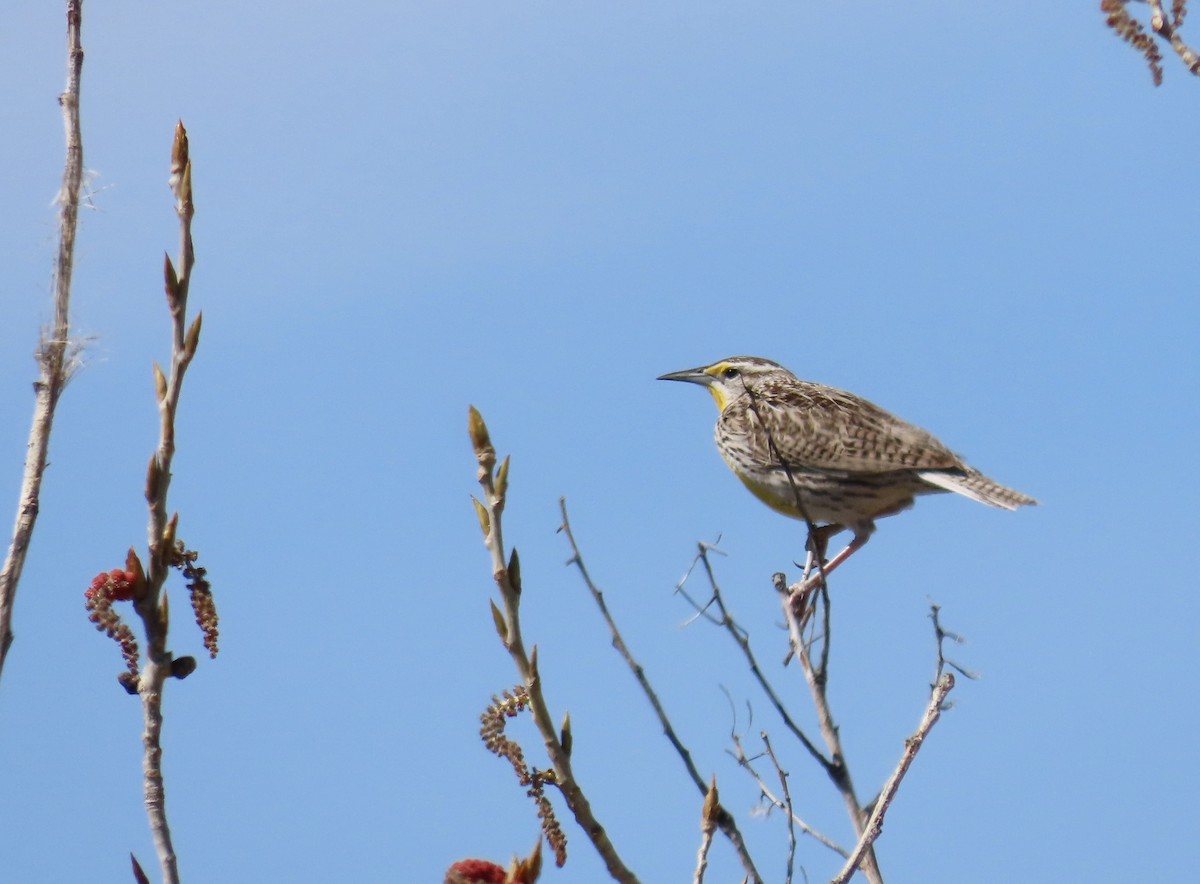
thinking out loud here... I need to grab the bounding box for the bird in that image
[658,356,1035,590]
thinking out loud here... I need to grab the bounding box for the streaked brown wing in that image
[758,385,961,474]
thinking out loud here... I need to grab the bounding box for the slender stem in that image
[727,734,848,858]
[0,0,83,684]
[761,733,795,884]
[133,121,199,884]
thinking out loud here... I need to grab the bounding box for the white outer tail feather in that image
[916,469,1034,511]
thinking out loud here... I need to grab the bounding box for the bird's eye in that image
[722,367,740,380]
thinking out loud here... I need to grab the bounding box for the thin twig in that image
[929,602,978,689]
[728,733,847,858]
[558,499,763,884]
[672,540,727,628]
[761,733,796,884]
[0,0,84,683]
[727,732,848,859]
[468,416,639,883]
[816,583,832,681]
[830,674,955,884]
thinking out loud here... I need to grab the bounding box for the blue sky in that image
[1,3,1198,882]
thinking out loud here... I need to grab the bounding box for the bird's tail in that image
[918,467,1037,510]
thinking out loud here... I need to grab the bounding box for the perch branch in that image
[775,574,884,884]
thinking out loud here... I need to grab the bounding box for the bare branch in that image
[559,499,763,884]
[0,0,84,683]
[830,674,955,884]
[761,733,796,884]
[727,732,848,859]
[678,543,833,774]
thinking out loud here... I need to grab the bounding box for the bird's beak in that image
[657,366,712,385]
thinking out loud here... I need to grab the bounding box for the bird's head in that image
[657,356,787,411]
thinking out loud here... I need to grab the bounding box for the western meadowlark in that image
[659,356,1036,589]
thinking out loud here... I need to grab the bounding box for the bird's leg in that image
[798,531,871,593]
[792,524,845,625]
[802,524,841,579]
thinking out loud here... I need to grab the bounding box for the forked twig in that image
[677,544,832,774]
[727,732,847,859]
[930,602,979,689]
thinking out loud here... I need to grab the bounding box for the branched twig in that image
[677,543,833,775]
[0,0,85,683]
[557,499,762,884]
[830,675,955,884]
[726,731,847,859]
[468,410,638,882]
[929,602,978,690]
[672,540,727,627]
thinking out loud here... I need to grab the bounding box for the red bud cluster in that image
[85,569,137,602]
[444,859,507,884]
